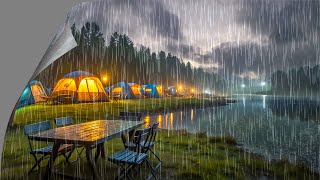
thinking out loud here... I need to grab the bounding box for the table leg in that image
[95,144,101,162]
[95,142,106,162]
[100,142,106,159]
[86,145,100,180]
[44,142,61,179]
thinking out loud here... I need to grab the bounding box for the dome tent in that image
[168,86,178,96]
[110,82,135,99]
[144,84,163,98]
[51,70,109,103]
[17,80,48,108]
[127,83,142,98]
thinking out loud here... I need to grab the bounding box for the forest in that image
[37,22,225,92]
[271,65,320,96]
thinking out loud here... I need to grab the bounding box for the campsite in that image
[17,70,202,109]
[3,3,320,179]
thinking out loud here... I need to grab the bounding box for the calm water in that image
[145,95,320,170]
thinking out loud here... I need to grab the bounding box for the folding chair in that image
[24,120,74,174]
[119,112,143,148]
[108,127,156,180]
[125,122,162,177]
[54,117,85,160]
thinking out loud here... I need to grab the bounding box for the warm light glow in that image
[102,77,108,82]
[144,116,151,128]
[191,89,194,93]
[157,115,163,128]
[179,85,182,90]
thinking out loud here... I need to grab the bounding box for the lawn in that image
[2,130,318,179]
[11,97,215,127]
[1,97,318,179]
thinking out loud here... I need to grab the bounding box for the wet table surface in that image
[30,120,144,179]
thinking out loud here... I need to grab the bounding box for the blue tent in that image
[17,80,48,108]
[104,86,113,93]
[110,82,135,99]
[140,85,147,94]
[144,84,163,98]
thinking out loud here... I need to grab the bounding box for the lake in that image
[145,95,320,171]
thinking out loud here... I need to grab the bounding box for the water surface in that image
[145,95,320,170]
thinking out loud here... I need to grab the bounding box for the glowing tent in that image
[128,83,142,98]
[110,82,134,99]
[17,80,48,108]
[144,84,163,98]
[168,86,178,96]
[51,71,109,103]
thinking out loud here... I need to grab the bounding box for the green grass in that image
[1,97,318,179]
[2,130,318,179]
[11,97,214,127]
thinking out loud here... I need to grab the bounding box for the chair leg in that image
[150,149,162,163]
[116,163,135,180]
[145,159,157,179]
[65,146,76,163]
[76,147,85,160]
[28,154,45,174]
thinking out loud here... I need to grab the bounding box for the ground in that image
[1,97,318,179]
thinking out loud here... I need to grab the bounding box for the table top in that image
[29,120,144,145]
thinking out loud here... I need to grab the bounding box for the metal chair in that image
[108,127,156,180]
[54,117,85,160]
[24,120,74,174]
[125,122,162,176]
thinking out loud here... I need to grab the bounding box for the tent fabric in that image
[144,84,163,98]
[17,80,48,108]
[110,82,135,99]
[128,83,142,97]
[168,86,178,95]
[51,71,109,103]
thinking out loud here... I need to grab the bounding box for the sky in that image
[67,0,320,86]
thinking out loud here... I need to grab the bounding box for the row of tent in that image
[17,71,164,108]
[105,82,163,99]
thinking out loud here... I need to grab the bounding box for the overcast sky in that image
[67,0,320,84]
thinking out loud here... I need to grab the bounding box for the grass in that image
[1,97,318,179]
[1,129,318,179]
[11,97,216,127]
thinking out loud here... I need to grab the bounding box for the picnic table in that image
[29,120,145,179]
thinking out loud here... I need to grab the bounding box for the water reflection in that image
[145,95,320,171]
[267,97,320,122]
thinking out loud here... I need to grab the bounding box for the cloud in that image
[66,0,320,81]
[236,0,320,43]
[68,0,183,43]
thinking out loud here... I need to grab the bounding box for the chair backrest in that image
[24,120,51,135]
[150,122,159,143]
[133,127,152,156]
[119,112,142,121]
[54,116,73,127]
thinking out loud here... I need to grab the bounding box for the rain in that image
[2,0,320,179]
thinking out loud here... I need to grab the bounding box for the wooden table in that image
[29,120,145,179]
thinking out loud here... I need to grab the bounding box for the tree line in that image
[271,65,320,96]
[37,22,224,92]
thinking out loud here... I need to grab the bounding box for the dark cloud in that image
[69,0,183,42]
[237,0,320,43]
[67,0,320,81]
